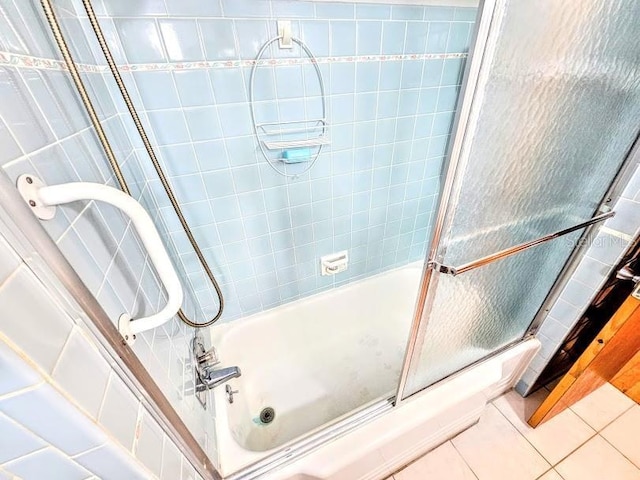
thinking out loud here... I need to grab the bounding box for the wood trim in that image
[528,294,640,427]
[612,350,640,403]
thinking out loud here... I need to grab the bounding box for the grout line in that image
[49,326,76,378]
[448,439,481,480]
[598,432,640,472]
[490,390,603,470]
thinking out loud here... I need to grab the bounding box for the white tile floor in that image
[388,383,640,480]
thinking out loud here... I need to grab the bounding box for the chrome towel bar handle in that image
[17,174,183,345]
[429,211,616,276]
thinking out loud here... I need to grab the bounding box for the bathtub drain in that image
[259,407,275,424]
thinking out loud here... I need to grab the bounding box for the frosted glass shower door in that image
[400,0,640,398]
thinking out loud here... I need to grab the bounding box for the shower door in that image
[398,0,640,399]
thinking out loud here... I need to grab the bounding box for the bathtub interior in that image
[211,263,423,453]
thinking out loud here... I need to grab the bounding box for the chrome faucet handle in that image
[192,335,219,366]
[197,347,219,369]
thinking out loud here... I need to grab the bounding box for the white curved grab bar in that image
[18,175,183,343]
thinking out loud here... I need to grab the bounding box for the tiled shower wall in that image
[0,218,202,480]
[90,0,478,322]
[0,0,214,471]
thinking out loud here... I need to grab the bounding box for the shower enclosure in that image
[1,0,639,478]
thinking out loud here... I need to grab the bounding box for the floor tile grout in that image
[392,387,638,480]
[568,399,635,434]
[448,439,480,480]
[597,432,640,473]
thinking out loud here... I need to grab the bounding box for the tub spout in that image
[196,366,241,392]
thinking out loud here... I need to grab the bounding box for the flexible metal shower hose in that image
[39,0,224,328]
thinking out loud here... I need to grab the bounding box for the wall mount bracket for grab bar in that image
[16,174,184,345]
[428,211,616,277]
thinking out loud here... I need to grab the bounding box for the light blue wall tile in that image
[200,19,238,60]
[174,70,214,107]
[605,198,640,236]
[158,19,205,62]
[405,22,428,54]
[330,94,355,124]
[4,448,90,480]
[330,63,355,95]
[209,68,247,104]
[225,137,258,167]
[391,5,424,20]
[330,22,357,57]
[0,385,105,455]
[0,70,55,154]
[235,20,271,60]
[426,22,450,54]
[165,0,222,16]
[171,174,208,203]
[221,0,271,18]
[0,413,45,464]
[133,71,180,110]
[381,22,406,55]
[194,139,229,170]
[115,18,166,63]
[424,6,456,21]
[377,91,399,118]
[422,59,445,87]
[442,58,465,86]
[356,62,380,92]
[448,22,471,53]
[0,118,21,165]
[432,112,454,136]
[184,107,223,142]
[102,0,166,16]
[454,7,478,21]
[357,21,382,55]
[398,90,419,116]
[316,3,355,19]
[401,61,423,89]
[437,86,460,112]
[232,166,262,193]
[356,4,391,20]
[275,66,304,99]
[160,144,200,177]
[300,21,330,57]
[272,1,315,18]
[379,61,402,90]
[356,93,377,121]
[147,110,190,145]
[428,135,449,158]
[79,2,471,321]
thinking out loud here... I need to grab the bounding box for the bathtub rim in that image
[217,335,537,479]
[209,260,425,347]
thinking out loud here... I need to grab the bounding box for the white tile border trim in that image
[0,52,103,73]
[0,51,468,73]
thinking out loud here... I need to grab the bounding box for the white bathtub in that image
[210,263,540,478]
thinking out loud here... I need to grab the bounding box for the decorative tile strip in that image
[0,51,104,73]
[0,51,467,73]
[119,52,468,72]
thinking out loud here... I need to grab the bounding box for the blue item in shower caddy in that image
[282,148,312,163]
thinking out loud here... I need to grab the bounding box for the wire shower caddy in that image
[249,31,330,178]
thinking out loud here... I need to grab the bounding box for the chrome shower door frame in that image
[395,0,640,403]
[394,0,501,404]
